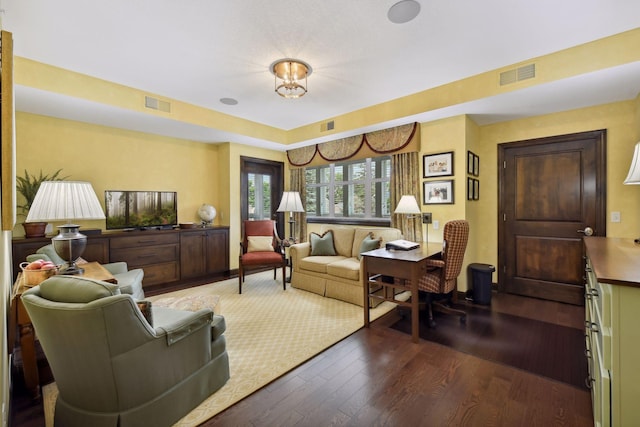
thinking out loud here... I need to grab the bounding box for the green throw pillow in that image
[310,230,337,256]
[358,233,382,260]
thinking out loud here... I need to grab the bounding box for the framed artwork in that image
[423,151,454,178]
[467,177,474,200]
[467,151,475,175]
[473,154,480,176]
[473,179,480,200]
[424,180,454,204]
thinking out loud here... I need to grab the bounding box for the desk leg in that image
[363,257,370,327]
[19,323,40,399]
[411,265,420,343]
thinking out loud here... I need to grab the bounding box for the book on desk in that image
[385,239,420,251]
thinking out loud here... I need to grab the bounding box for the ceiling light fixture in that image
[270,59,312,99]
[388,0,421,24]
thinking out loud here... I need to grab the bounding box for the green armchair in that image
[26,244,145,300]
[21,275,230,427]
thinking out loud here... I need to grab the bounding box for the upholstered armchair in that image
[418,219,469,327]
[26,244,145,300]
[21,275,230,427]
[238,219,286,293]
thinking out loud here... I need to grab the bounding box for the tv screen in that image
[105,190,177,230]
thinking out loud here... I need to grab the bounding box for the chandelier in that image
[270,59,312,99]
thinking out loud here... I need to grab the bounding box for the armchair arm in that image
[425,259,445,269]
[26,254,51,263]
[102,261,129,275]
[153,308,214,346]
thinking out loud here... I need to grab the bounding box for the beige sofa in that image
[289,225,402,306]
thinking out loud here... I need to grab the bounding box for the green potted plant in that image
[16,169,68,238]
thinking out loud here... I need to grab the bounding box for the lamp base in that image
[52,224,87,276]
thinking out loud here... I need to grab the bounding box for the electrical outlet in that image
[611,211,621,223]
[433,220,440,230]
[422,212,432,224]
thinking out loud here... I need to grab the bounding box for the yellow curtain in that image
[391,152,422,243]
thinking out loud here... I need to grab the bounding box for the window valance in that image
[287,122,417,167]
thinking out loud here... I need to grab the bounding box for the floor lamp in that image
[624,141,640,242]
[26,181,106,275]
[394,195,422,243]
[277,191,304,241]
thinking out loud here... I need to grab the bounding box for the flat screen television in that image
[105,190,177,230]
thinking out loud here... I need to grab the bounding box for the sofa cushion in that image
[299,255,346,273]
[310,231,337,256]
[357,233,382,260]
[326,258,361,281]
[322,226,356,257]
[352,228,402,257]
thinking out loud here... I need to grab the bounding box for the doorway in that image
[240,157,285,238]
[498,130,606,305]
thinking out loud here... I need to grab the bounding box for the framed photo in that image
[467,177,474,200]
[473,179,480,200]
[473,154,480,176]
[423,151,454,178]
[467,151,475,175]
[424,180,454,204]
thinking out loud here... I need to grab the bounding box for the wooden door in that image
[498,130,606,305]
[240,157,285,238]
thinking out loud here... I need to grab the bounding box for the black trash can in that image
[468,263,495,305]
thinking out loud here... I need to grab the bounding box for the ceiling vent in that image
[320,120,335,132]
[145,96,171,113]
[499,63,536,86]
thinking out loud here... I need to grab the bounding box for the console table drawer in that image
[141,262,180,286]
[110,233,179,249]
[111,244,179,266]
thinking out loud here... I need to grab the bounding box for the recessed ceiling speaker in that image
[388,0,421,24]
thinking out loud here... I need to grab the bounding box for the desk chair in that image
[418,219,469,327]
[238,219,286,294]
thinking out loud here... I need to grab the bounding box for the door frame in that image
[240,156,285,238]
[497,130,607,295]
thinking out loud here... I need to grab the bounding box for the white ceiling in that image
[2,0,640,150]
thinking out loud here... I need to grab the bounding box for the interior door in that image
[498,130,606,305]
[240,157,285,238]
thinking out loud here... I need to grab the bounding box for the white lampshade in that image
[624,142,640,185]
[394,195,421,215]
[277,191,304,213]
[26,181,105,223]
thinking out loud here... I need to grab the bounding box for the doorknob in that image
[577,227,594,236]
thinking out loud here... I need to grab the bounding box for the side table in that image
[281,238,298,283]
[9,263,117,398]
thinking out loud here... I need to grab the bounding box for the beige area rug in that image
[43,271,401,426]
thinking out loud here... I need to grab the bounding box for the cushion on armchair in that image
[39,275,121,303]
[247,236,274,252]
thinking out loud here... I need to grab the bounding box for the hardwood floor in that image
[9,291,592,427]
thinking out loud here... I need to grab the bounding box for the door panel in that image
[240,157,285,238]
[499,130,606,305]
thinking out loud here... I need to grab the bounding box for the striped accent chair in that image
[418,219,469,327]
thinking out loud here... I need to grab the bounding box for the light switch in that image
[433,220,440,230]
[611,211,621,223]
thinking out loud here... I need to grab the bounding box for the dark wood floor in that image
[10,291,593,427]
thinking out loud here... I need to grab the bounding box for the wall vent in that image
[320,120,335,132]
[145,96,171,113]
[500,63,536,86]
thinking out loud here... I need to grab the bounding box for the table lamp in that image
[394,195,423,243]
[624,141,640,242]
[26,181,106,275]
[277,191,304,241]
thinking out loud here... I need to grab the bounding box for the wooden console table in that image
[9,263,116,398]
[362,243,442,343]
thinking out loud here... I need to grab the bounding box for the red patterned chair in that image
[418,219,469,327]
[238,219,286,294]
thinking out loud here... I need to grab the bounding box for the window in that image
[305,157,391,224]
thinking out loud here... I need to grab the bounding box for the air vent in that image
[499,64,536,86]
[320,120,335,132]
[145,96,171,113]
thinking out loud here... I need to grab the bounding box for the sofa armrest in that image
[289,242,310,271]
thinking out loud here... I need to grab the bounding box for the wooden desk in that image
[362,243,442,343]
[9,262,116,398]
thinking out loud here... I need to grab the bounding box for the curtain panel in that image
[391,152,422,243]
[290,168,307,242]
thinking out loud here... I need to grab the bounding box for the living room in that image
[2,2,640,426]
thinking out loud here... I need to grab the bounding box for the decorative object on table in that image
[424,180,454,205]
[270,59,312,99]
[19,260,58,286]
[198,203,217,227]
[623,141,640,241]
[16,169,68,237]
[277,191,304,241]
[26,181,105,275]
[423,151,454,178]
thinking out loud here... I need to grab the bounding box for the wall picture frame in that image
[473,154,480,176]
[423,151,454,178]
[473,178,480,200]
[467,151,475,175]
[467,177,474,200]
[424,180,454,204]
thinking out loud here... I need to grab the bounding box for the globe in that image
[198,204,216,225]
